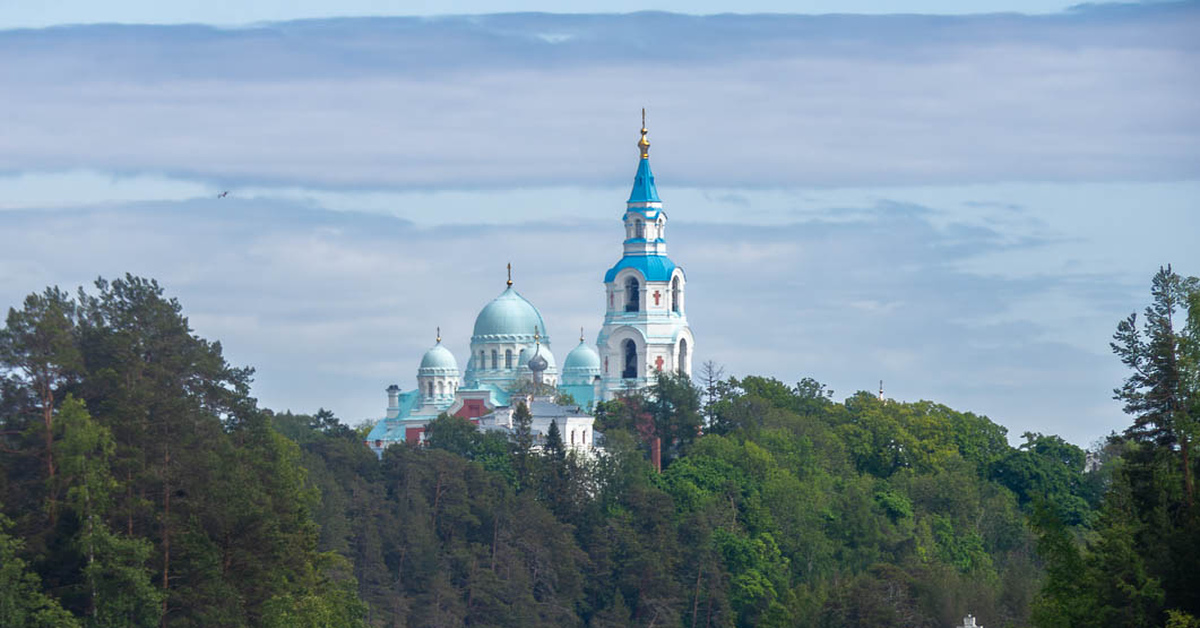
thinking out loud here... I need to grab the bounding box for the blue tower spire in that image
[627,108,661,204]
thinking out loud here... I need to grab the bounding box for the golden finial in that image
[580,327,585,342]
[638,107,650,159]
[506,262,513,287]
[436,326,441,343]
[534,326,541,345]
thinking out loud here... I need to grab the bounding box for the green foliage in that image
[1030,266,1200,627]
[0,511,80,627]
[990,432,1092,525]
[0,276,370,627]
[55,395,161,627]
[10,270,1199,627]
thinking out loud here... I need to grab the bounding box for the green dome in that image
[563,340,601,371]
[419,343,458,372]
[472,287,549,341]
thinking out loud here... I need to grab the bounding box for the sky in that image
[0,1,1121,28]
[1,1,1197,446]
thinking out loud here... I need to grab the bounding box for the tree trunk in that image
[490,513,499,572]
[87,491,97,618]
[1181,432,1194,508]
[161,439,171,628]
[127,468,134,536]
[41,379,57,523]
[431,472,444,532]
[690,569,702,628]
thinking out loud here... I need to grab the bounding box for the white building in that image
[365,115,694,456]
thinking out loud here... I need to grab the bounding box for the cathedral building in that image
[365,116,694,456]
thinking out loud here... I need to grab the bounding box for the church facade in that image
[365,118,693,455]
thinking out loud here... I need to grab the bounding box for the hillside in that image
[1,270,1197,627]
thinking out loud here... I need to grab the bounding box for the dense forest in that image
[1,267,1197,627]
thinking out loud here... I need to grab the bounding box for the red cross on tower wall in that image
[653,290,661,306]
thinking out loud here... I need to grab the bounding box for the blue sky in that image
[0,1,1118,28]
[1,2,1197,446]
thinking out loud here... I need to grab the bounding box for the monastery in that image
[366,115,694,456]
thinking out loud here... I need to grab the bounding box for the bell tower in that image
[596,111,694,400]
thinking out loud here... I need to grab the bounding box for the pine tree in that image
[0,287,81,522]
[545,419,565,462]
[511,401,534,492]
[1111,265,1199,506]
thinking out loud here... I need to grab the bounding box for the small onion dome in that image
[419,342,459,374]
[563,340,600,372]
[528,346,549,374]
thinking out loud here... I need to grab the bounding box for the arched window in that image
[437,381,444,396]
[491,350,498,369]
[505,349,513,369]
[625,277,640,312]
[570,430,575,445]
[479,351,486,370]
[622,339,637,379]
[678,339,689,375]
[427,382,434,397]
[671,277,681,313]
[635,220,645,238]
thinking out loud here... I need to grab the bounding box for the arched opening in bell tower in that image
[678,338,688,375]
[671,277,680,313]
[625,277,640,312]
[622,339,638,379]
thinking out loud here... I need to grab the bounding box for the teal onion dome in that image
[419,342,458,374]
[472,286,550,342]
[562,339,601,385]
[563,340,601,371]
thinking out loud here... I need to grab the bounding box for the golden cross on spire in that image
[506,262,512,287]
[580,327,585,342]
[638,108,650,159]
[534,326,541,345]
[436,326,441,343]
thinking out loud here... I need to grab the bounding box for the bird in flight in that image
[218,191,229,198]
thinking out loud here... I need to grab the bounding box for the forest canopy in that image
[1,268,1197,627]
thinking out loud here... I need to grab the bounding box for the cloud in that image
[0,192,1173,446]
[1,8,1197,189]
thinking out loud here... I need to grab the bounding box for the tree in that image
[425,413,481,458]
[1111,265,1199,506]
[55,395,162,627]
[0,287,81,521]
[511,401,534,492]
[648,371,703,468]
[0,510,80,628]
[545,419,565,461]
[698,361,725,426]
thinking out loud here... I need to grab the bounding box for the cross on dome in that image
[638,107,651,159]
